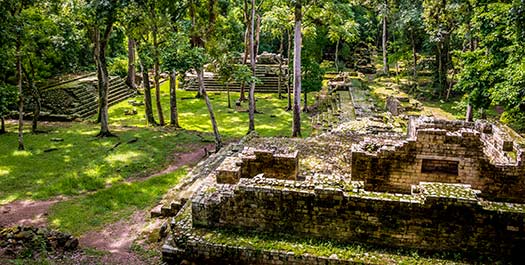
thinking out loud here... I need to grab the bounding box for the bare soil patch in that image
[0,198,62,228]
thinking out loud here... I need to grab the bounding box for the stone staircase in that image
[184,64,288,93]
[27,74,135,121]
[69,76,135,119]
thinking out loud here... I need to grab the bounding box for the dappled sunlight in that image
[105,151,143,165]
[0,167,11,177]
[84,166,103,178]
[12,150,33,157]
[51,218,61,227]
[62,155,71,163]
[104,176,123,185]
[0,194,19,205]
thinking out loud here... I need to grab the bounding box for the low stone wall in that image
[216,149,299,184]
[192,177,525,259]
[163,238,357,265]
[352,117,525,202]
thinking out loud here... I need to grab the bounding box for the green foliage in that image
[108,56,128,77]
[0,84,18,116]
[454,49,495,110]
[161,33,208,73]
[500,108,525,132]
[302,57,324,93]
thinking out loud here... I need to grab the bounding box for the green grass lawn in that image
[0,123,202,204]
[0,80,314,237]
[0,81,312,205]
[108,81,312,138]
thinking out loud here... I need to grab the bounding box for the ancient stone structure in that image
[163,117,525,264]
[352,116,525,202]
[216,148,299,184]
[191,177,525,258]
[22,73,134,120]
[184,53,288,93]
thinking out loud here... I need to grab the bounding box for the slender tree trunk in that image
[0,117,5,134]
[22,61,40,133]
[25,68,40,133]
[466,103,473,122]
[435,38,449,98]
[255,14,261,59]
[31,90,40,133]
[16,40,24,150]
[277,36,284,99]
[292,0,302,137]
[335,39,339,72]
[303,91,308,112]
[198,68,222,151]
[239,0,250,102]
[286,30,292,111]
[227,83,231,108]
[382,2,389,76]
[169,70,180,128]
[126,38,137,90]
[140,60,157,126]
[411,29,417,84]
[96,51,111,136]
[248,0,256,133]
[152,20,165,125]
[94,20,115,138]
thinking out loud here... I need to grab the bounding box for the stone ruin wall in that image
[351,117,525,202]
[191,177,525,259]
[216,149,299,184]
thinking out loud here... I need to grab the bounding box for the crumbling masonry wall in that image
[191,177,525,258]
[216,149,299,184]
[351,117,525,202]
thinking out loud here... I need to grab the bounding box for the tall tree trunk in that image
[152,15,165,126]
[277,36,284,99]
[254,14,261,59]
[126,38,137,91]
[411,29,417,84]
[0,117,5,134]
[94,19,115,137]
[303,91,308,112]
[169,70,180,128]
[335,39,339,72]
[227,83,231,108]
[140,60,157,126]
[23,63,40,133]
[239,0,250,102]
[286,30,292,111]
[16,40,24,150]
[292,0,302,138]
[248,0,256,133]
[435,37,449,98]
[197,68,222,151]
[382,2,389,76]
[465,103,473,122]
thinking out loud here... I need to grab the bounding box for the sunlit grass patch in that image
[0,122,201,203]
[48,168,187,236]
